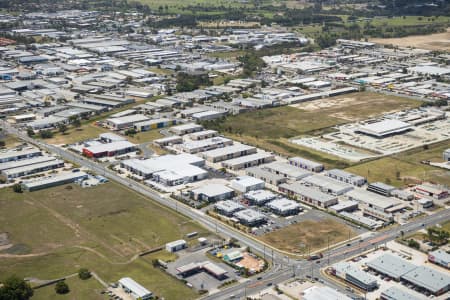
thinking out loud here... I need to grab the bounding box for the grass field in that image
[205,92,421,168]
[346,141,450,188]
[32,277,105,300]
[259,219,355,254]
[0,183,207,299]
[43,124,108,145]
[0,134,22,148]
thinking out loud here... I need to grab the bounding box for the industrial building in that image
[170,123,203,135]
[332,262,378,291]
[326,169,366,187]
[262,161,312,180]
[266,198,302,216]
[244,190,277,206]
[303,286,352,300]
[176,261,228,280]
[22,171,88,191]
[82,141,136,158]
[329,200,359,213]
[245,166,287,186]
[179,137,233,154]
[339,212,383,229]
[380,286,422,300]
[367,182,397,196]
[346,189,402,213]
[165,240,187,253]
[401,266,450,296]
[366,253,417,281]
[121,154,207,186]
[233,208,266,226]
[188,130,218,140]
[279,182,338,208]
[356,119,412,138]
[428,249,450,269]
[118,277,152,300]
[153,136,183,147]
[0,155,57,173]
[288,157,324,172]
[133,118,175,132]
[444,149,450,161]
[230,176,265,193]
[200,144,257,163]
[221,152,275,170]
[2,159,65,179]
[0,148,42,163]
[414,184,449,200]
[99,132,127,143]
[301,174,354,195]
[214,200,245,217]
[105,114,149,130]
[190,184,234,202]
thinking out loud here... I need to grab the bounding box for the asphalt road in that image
[3,121,450,300]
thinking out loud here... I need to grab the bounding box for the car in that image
[346,243,351,246]
[257,277,262,280]
[267,283,273,286]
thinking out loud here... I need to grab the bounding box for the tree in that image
[55,281,69,294]
[78,268,91,280]
[0,276,33,300]
[58,123,68,134]
[407,239,420,249]
[39,130,53,139]
[69,116,81,128]
[26,127,34,137]
[12,184,22,193]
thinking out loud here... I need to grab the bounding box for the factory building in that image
[428,249,450,269]
[380,287,422,300]
[367,182,397,197]
[190,184,234,202]
[279,182,338,208]
[326,169,366,187]
[266,198,302,216]
[118,277,152,300]
[221,152,275,171]
[0,148,42,163]
[233,209,266,226]
[165,240,187,253]
[262,161,312,180]
[401,266,450,296]
[2,159,65,179]
[244,190,277,206]
[288,157,324,172]
[82,141,136,158]
[106,114,149,130]
[366,253,417,281]
[214,200,245,217]
[332,262,378,291]
[179,137,233,154]
[414,184,449,200]
[200,144,257,163]
[301,174,354,195]
[356,119,412,138]
[22,172,88,192]
[245,166,287,186]
[170,123,203,135]
[230,176,265,193]
[133,118,175,132]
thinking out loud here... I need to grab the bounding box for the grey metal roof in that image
[402,266,450,293]
[381,286,422,300]
[366,253,417,279]
[333,262,377,285]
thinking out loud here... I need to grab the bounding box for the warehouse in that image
[153,136,183,147]
[200,144,257,163]
[82,98,123,108]
[367,182,397,196]
[29,116,67,130]
[121,154,207,186]
[356,119,412,138]
[118,277,152,300]
[233,209,266,226]
[0,148,42,163]
[288,157,324,172]
[428,249,450,269]
[303,286,352,300]
[0,155,57,172]
[326,169,366,187]
[106,114,149,130]
[190,184,234,202]
[414,184,449,200]
[177,261,227,280]
[188,130,218,140]
[133,118,175,132]
[192,110,226,121]
[214,200,245,217]
[262,161,312,180]
[179,137,233,154]
[401,266,450,296]
[230,176,265,193]
[366,253,417,281]
[340,212,383,229]
[99,132,126,143]
[380,286,422,300]
[82,141,136,158]
[170,123,203,135]
[245,166,286,186]
[329,200,358,213]
[266,198,302,216]
[332,262,378,291]
[244,190,277,206]
[221,152,275,171]
[22,171,88,192]
[2,159,65,179]
[346,189,401,213]
[166,239,187,252]
[278,182,338,208]
[301,174,354,195]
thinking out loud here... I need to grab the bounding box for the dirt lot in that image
[370,28,450,51]
[259,219,355,255]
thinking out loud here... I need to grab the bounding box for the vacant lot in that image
[0,183,207,299]
[259,219,355,254]
[346,141,450,188]
[205,92,420,167]
[43,123,108,145]
[32,277,105,300]
[370,27,450,51]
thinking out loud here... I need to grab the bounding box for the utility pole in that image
[327,235,330,266]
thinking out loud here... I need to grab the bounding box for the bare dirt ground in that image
[370,28,450,51]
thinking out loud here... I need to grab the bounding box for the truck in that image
[308,253,323,261]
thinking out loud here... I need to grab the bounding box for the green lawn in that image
[0,183,209,299]
[346,141,450,188]
[32,277,106,300]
